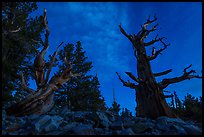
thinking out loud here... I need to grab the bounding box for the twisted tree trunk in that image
[116,16,202,119]
[6,9,80,117]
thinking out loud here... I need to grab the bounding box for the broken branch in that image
[148,39,170,60]
[154,69,172,77]
[119,23,133,42]
[125,72,141,83]
[116,72,138,89]
[158,66,202,89]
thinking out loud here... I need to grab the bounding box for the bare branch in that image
[139,16,158,39]
[116,72,138,89]
[158,66,202,89]
[21,73,36,93]
[119,23,133,42]
[144,35,165,46]
[43,42,64,86]
[184,64,192,73]
[148,39,170,60]
[125,72,141,83]
[154,69,172,77]
[142,23,159,39]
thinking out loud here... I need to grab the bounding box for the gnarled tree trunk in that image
[116,16,202,119]
[6,9,80,117]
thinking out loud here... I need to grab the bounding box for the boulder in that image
[156,116,185,126]
[170,124,187,135]
[120,128,135,135]
[72,111,90,122]
[123,119,135,128]
[110,121,124,130]
[71,124,95,135]
[96,112,111,128]
[182,124,202,135]
[131,121,154,133]
[34,115,63,134]
[94,128,105,135]
[62,122,79,131]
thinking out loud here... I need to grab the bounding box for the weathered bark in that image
[117,16,202,119]
[6,9,80,116]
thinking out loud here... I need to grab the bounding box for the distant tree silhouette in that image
[116,16,202,119]
[55,42,106,112]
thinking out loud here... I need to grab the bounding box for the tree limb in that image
[144,35,165,47]
[139,15,158,39]
[21,73,36,93]
[148,39,170,60]
[158,65,202,89]
[116,72,138,89]
[125,72,141,83]
[154,69,172,77]
[42,42,64,86]
[119,23,133,42]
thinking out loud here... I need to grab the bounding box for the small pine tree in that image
[55,41,106,111]
[109,101,121,115]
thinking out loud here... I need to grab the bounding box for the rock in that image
[161,130,178,135]
[133,117,148,123]
[34,115,63,134]
[170,124,187,135]
[110,121,124,130]
[29,114,41,121]
[96,112,111,128]
[72,111,90,122]
[182,124,202,135]
[71,124,95,135]
[34,115,52,133]
[155,123,170,131]
[131,122,154,133]
[123,119,135,128]
[62,122,79,131]
[156,116,185,126]
[120,128,135,135]
[44,130,66,135]
[105,111,116,122]
[94,128,104,135]
[112,130,121,135]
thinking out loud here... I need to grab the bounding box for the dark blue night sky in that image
[28,2,202,115]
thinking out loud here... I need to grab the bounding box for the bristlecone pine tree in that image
[2,2,45,102]
[6,9,80,116]
[116,16,202,119]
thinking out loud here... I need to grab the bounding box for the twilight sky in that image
[29,2,202,115]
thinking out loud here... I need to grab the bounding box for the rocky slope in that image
[2,106,202,135]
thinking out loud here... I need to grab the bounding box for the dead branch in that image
[116,72,138,89]
[42,42,64,86]
[144,35,165,47]
[154,69,172,77]
[148,39,170,60]
[125,72,141,83]
[158,66,202,89]
[119,23,133,42]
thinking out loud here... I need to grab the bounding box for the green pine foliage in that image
[109,101,121,115]
[170,92,202,123]
[2,2,45,102]
[54,41,106,111]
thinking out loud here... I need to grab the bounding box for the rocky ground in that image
[2,106,202,135]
